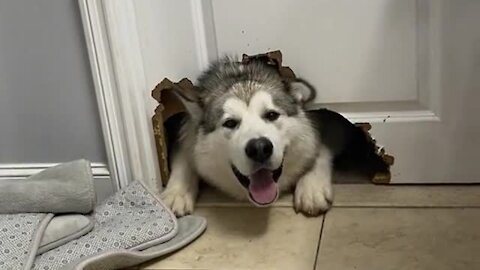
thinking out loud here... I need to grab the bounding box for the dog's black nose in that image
[245,137,273,163]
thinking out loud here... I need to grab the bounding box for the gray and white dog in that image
[161,57,333,216]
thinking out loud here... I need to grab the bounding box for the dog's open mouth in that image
[232,164,283,206]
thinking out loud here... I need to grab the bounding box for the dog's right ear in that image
[287,78,316,105]
[172,86,203,121]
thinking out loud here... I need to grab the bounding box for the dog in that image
[160,56,334,216]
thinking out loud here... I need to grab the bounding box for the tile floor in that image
[139,184,480,270]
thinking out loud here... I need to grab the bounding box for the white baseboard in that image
[0,162,110,179]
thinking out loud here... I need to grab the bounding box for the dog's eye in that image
[264,111,280,122]
[222,119,239,129]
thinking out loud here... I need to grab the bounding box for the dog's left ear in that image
[287,78,316,104]
[172,86,203,122]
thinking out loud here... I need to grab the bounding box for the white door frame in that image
[78,0,161,192]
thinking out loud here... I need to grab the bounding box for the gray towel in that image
[0,160,95,214]
[0,160,97,269]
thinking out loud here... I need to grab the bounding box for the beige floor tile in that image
[198,184,480,208]
[316,208,480,270]
[333,184,480,207]
[141,207,323,270]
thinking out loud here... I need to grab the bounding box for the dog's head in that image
[175,58,315,206]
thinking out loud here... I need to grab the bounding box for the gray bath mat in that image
[33,181,205,270]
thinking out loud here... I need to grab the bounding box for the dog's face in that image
[222,88,290,206]
[176,60,315,206]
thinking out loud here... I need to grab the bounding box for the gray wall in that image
[0,0,106,163]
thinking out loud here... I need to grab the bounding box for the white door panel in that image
[212,0,417,104]
[132,0,480,183]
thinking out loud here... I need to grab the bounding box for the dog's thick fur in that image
[161,57,333,216]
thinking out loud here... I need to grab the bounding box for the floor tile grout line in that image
[333,205,480,209]
[312,214,327,270]
[140,267,208,270]
[197,204,480,209]
[142,267,211,270]
[141,268,202,270]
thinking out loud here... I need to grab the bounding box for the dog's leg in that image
[294,150,333,216]
[160,147,199,216]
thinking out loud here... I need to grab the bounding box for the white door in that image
[132,0,480,184]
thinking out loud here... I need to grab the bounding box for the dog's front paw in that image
[294,177,333,216]
[160,188,196,217]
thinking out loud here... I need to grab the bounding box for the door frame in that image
[78,0,160,192]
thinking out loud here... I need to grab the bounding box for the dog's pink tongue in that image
[248,169,277,205]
